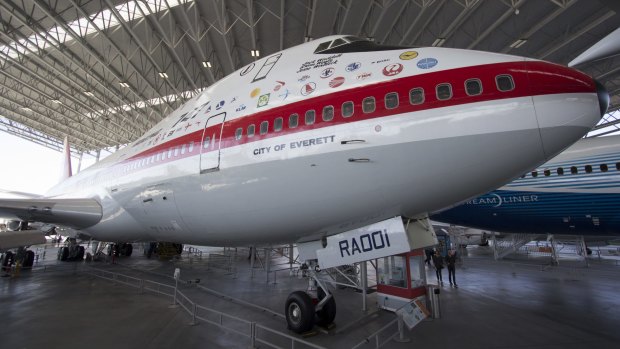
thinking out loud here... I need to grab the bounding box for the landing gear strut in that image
[284,261,336,334]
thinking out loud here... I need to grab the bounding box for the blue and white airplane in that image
[433,135,620,236]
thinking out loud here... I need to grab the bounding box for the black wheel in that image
[76,246,85,260]
[59,247,69,261]
[2,251,14,271]
[316,287,337,327]
[125,244,133,256]
[285,291,315,333]
[23,250,35,268]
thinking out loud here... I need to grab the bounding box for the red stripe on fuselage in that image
[121,61,594,169]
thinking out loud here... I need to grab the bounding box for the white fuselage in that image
[44,36,603,246]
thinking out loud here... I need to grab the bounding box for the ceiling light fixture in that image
[202,61,212,68]
[159,72,169,78]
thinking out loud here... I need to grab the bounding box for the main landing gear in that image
[107,243,133,257]
[285,262,337,334]
[57,238,85,261]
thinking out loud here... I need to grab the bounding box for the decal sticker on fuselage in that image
[252,53,282,83]
[417,58,438,69]
[296,54,342,74]
[399,51,418,60]
[252,135,336,156]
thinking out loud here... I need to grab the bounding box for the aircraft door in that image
[200,112,226,173]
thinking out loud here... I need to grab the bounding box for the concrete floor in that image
[1,244,619,349]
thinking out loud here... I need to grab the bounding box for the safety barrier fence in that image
[350,318,400,349]
[84,266,327,349]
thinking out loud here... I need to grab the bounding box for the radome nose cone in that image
[596,79,609,118]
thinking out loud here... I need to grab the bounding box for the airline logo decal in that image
[346,62,361,72]
[215,100,225,110]
[250,88,261,98]
[417,58,438,69]
[301,82,316,96]
[273,81,285,91]
[399,51,418,60]
[252,53,282,83]
[240,63,255,76]
[296,54,342,73]
[329,76,345,88]
[257,94,270,108]
[382,63,403,76]
[356,72,372,80]
[278,89,291,100]
[321,67,335,78]
[235,104,247,112]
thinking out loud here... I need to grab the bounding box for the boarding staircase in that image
[492,233,538,260]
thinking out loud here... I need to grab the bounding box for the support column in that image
[265,247,271,284]
[361,261,368,312]
[289,244,294,275]
[250,246,255,278]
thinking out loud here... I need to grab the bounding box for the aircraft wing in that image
[0,198,102,229]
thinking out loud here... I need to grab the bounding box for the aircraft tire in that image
[2,251,14,271]
[76,246,85,261]
[285,291,315,333]
[315,287,337,327]
[23,250,35,268]
[59,247,69,261]
[126,244,133,256]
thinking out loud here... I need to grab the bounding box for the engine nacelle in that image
[0,230,46,250]
[6,220,27,231]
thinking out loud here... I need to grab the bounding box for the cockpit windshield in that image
[314,36,405,54]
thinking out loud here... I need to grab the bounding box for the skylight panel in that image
[0,1,191,62]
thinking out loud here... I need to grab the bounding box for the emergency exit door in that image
[200,112,226,173]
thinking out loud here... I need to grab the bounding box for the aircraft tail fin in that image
[61,136,73,181]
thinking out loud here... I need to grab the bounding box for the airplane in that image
[0,35,608,333]
[432,135,620,237]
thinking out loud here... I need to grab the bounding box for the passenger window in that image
[342,101,354,118]
[247,124,255,138]
[544,169,550,177]
[289,113,299,128]
[305,110,316,125]
[168,148,173,157]
[465,79,482,96]
[174,147,179,157]
[617,162,620,170]
[181,144,186,154]
[203,137,210,149]
[409,88,424,105]
[436,83,452,100]
[557,167,564,175]
[496,74,515,92]
[531,171,538,178]
[260,121,269,135]
[362,97,376,113]
[322,106,334,121]
[570,166,578,174]
[156,153,161,161]
[189,142,194,152]
[585,165,592,173]
[274,117,283,132]
[385,92,399,109]
[601,164,608,172]
[235,127,243,140]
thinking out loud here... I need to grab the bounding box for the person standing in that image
[446,249,458,287]
[432,250,444,285]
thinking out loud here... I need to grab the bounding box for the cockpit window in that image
[314,36,406,54]
[329,38,347,48]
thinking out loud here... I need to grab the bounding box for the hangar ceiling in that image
[0,0,619,156]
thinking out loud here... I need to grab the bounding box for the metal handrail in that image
[350,318,399,349]
[85,266,326,349]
